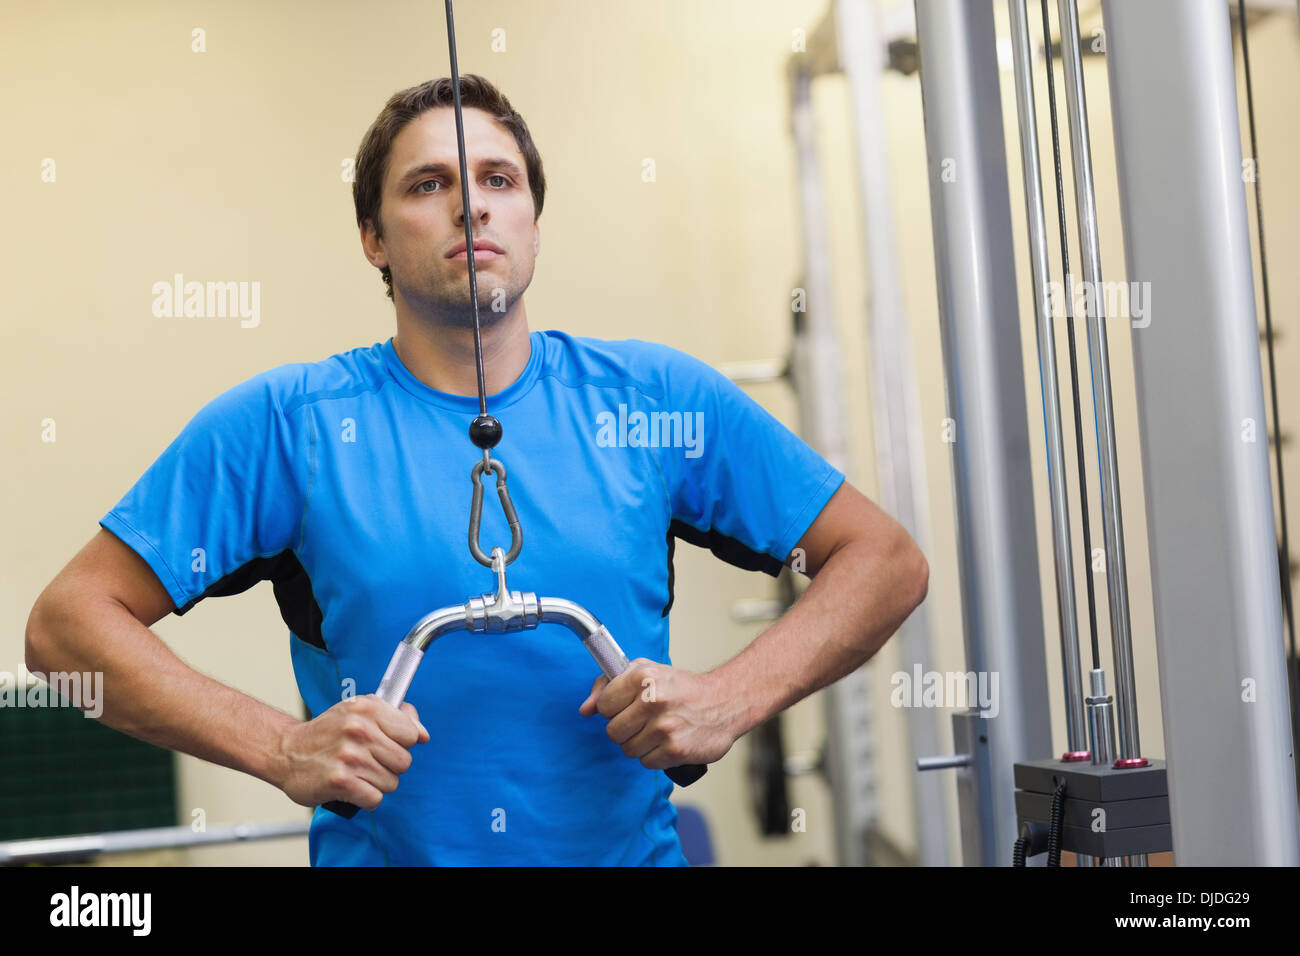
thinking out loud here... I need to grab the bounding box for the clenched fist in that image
[578,658,736,771]
[275,695,429,811]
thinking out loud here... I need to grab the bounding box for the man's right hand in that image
[275,695,430,811]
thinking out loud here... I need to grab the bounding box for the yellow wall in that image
[2,0,1295,865]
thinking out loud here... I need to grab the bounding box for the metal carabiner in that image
[468,455,523,567]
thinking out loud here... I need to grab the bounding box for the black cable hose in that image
[1013,836,1028,867]
[1047,782,1067,867]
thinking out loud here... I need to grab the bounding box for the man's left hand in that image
[578,659,737,771]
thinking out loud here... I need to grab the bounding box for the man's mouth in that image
[447,240,505,260]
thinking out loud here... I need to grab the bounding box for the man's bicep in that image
[40,528,177,629]
[787,481,911,578]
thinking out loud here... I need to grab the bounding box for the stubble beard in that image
[411,260,520,329]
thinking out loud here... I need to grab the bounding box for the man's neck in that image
[391,303,532,398]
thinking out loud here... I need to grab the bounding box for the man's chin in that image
[430,296,517,327]
[396,274,521,320]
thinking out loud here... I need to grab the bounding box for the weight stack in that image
[1013,757,1172,858]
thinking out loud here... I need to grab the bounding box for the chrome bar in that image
[0,821,310,865]
[1055,0,1142,763]
[1008,0,1087,754]
[1084,667,1122,866]
[917,754,973,772]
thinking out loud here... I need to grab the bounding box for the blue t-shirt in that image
[100,329,844,865]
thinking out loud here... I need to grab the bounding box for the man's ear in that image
[361,220,387,269]
[533,223,541,257]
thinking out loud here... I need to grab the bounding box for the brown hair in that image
[353,75,546,300]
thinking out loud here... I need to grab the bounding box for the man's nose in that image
[453,184,489,226]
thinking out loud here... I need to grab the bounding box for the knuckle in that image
[657,737,684,762]
[341,716,370,739]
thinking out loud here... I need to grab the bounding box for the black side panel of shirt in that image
[173,549,326,651]
[663,519,784,617]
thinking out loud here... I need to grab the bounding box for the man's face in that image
[365,106,539,321]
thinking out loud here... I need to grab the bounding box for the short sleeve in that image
[650,346,845,576]
[99,369,307,615]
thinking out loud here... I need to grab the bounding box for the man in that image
[25,75,929,866]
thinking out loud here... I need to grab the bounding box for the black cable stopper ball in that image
[469,414,502,449]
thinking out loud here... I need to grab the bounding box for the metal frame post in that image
[1101,0,1300,865]
[914,0,1054,866]
[833,0,951,869]
[789,64,879,869]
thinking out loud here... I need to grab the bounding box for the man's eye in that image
[416,176,507,193]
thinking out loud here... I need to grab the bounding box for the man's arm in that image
[703,480,928,738]
[25,528,428,811]
[581,481,928,769]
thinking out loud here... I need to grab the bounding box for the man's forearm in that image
[703,535,928,740]
[26,596,297,790]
